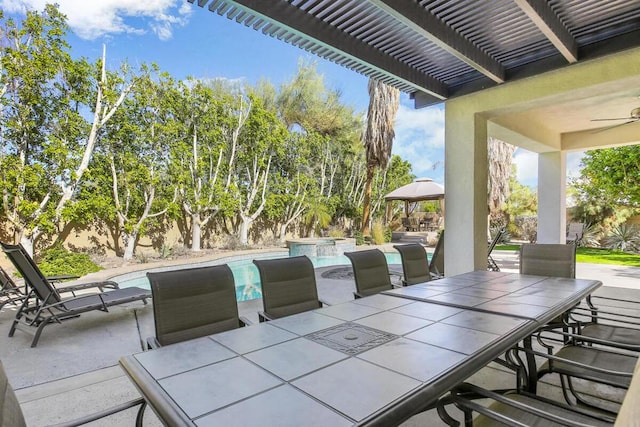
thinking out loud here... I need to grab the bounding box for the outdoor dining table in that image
[119,270,601,426]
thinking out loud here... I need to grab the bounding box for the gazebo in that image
[384,178,445,225]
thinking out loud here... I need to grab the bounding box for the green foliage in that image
[353,230,365,246]
[576,146,640,208]
[37,246,102,277]
[503,176,537,218]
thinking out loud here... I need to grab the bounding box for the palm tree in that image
[361,78,400,234]
[488,137,516,237]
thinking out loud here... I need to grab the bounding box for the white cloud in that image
[1,0,192,41]
[513,148,538,186]
[392,102,445,180]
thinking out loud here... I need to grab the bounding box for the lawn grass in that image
[495,244,640,267]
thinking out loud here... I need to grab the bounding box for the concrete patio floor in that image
[1,247,639,426]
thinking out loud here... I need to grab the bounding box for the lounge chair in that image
[0,266,25,312]
[1,242,150,347]
[487,227,504,271]
[437,382,615,426]
[429,230,444,278]
[345,249,400,298]
[253,256,327,322]
[393,243,431,285]
[0,359,146,426]
[146,265,251,348]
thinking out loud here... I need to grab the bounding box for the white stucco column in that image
[537,151,566,243]
[444,106,488,275]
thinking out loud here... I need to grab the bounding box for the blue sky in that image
[2,0,582,187]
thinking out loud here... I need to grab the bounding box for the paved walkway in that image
[1,248,638,425]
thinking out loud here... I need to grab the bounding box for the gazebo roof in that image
[385,178,445,202]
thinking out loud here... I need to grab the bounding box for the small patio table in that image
[120,271,600,426]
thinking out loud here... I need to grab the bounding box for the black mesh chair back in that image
[519,243,576,278]
[345,249,392,298]
[147,265,243,346]
[1,242,61,305]
[393,244,431,285]
[253,256,322,321]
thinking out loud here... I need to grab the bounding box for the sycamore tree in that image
[0,6,135,255]
[231,94,288,245]
[170,79,247,251]
[100,66,177,260]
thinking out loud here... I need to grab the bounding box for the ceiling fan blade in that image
[591,120,638,133]
[590,117,633,121]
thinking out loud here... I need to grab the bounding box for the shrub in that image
[353,229,365,245]
[327,226,346,238]
[37,246,102,277]
[514,216,537,243]
[603,224,640,252]
[370,221,386,245]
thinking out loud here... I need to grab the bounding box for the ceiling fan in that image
[591,106,640,132]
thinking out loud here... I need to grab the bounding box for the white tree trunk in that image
[19,235,34,257]
[123,233,137,260]
[239,218,250,245]
[192,213,202,252]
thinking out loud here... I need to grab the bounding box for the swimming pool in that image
[113,252,404,302]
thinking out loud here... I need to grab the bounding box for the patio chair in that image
[567,222,585,245]
[437,382,615,427]
[146,265,251,348]
[429,230,444,278]
[520,243,577,337]
[393,243,431,285]
[0,266,25,312]
[532,336,637,413]
[0,359,146,427]
[345,249,400,298]
[519,243,576,278]
[1,242,150,347]
[253,256,327,322]
[486,227,504,272]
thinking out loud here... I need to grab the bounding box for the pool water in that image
[115,252,406,302]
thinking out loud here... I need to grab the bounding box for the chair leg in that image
[135,401,146,427]
[31,320,50,347]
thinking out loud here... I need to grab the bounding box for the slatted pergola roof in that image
[188,0,640,107]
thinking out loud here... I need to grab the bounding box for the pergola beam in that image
[370,0,505,83]
[191,0,448,99]
[514,0,578,63]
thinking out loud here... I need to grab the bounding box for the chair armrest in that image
[239,316,253,327]
[440,383,614,427]
[517,344,635,379]
[46,274,80,283]
[258,311,274,322]
[429,272,444,280]
[48,397,146,427]
[146,336,161,350]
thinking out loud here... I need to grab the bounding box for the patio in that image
[1,248,639,425]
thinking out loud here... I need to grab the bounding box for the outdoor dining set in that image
[1,239,640,426]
